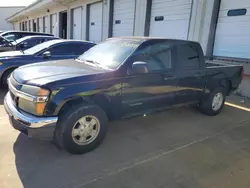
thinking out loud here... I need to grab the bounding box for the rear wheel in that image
[199,87,226,116]
[54,105,108,154]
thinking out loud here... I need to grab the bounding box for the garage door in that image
[72,7,82,40]
[39,17,43,32]
[14,22,19,30]
[213,0,250,59]
[149,0,192,39]
[112,0,135,37]
[44,16,49,33]
[89,2,103,43]
[51,13,57,36]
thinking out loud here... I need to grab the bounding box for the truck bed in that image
[205,59,243,92]
[205,59,243,68]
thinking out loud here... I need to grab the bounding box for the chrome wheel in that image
[72,115,100,145]
[212,93,223,111]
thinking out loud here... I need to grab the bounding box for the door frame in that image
[86,1,103,41]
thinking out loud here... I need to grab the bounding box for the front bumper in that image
[4,92,58,140]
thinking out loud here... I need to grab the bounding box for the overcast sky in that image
[0,0,36,6]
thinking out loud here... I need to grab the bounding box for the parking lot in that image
[0,90,250,188]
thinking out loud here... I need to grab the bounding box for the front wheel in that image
[199,87,226,116]
[54,105,108,154]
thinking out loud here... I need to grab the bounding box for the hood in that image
[0,51,23,58]
[13,59,110,86]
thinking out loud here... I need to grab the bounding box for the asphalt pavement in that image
[0,90,250,188]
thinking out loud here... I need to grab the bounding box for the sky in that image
[0,0,36,6]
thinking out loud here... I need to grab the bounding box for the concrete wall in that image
[0,7,24,31]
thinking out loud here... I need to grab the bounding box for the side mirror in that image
[130,61,149,75]
[42,51,51,59]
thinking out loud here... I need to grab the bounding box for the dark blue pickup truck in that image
[4,37,243,154]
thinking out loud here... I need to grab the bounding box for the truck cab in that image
[4,37,243,154]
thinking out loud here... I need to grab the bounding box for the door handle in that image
[164,76,176,81]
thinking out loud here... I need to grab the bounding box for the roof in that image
[42,39,95,46]
[0,30,53,36]
[108,36,196,43]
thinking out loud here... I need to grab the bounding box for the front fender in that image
[44,81,122,117]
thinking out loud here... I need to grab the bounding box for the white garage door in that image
[14,22,19,30]
[213,0,250,59]
[51,13,57,36]
[44,16,49,33]
[89,2,103,43]
[112,0,135,37]
[149,0,192,39]
[39,17,43,33]
[72,7,82,40]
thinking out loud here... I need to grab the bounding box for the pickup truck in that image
[4,37,244,154]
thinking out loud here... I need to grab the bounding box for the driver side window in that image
[133,42,172,72]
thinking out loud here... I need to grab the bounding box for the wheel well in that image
[1,67,17,87]
[1,67,17,80]
[58,95,112,119]
[219,80,231,95]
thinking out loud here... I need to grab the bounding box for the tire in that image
[1,69,14,89]
[199,87,226,116]
[54,104,108,154]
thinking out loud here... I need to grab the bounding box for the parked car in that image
[0,35,58,52]
[0,39,95,87]
[4,37,243,154]
[0,36,12,52]
[0,31,54,42]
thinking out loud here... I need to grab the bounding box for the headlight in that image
[19,85,50,115]
[0,62,3,66]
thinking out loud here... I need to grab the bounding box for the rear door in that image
[175,43,206,104]
[122,41,178,116]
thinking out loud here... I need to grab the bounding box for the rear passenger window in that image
[178,45,199,69]
[134,42,172,72]
[74,44,95,55]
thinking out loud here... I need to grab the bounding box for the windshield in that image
[78,40,140,69]
[23,42,49,55]
[0,36,11,45]
[12,37,28,45]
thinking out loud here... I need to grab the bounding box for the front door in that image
[122,41,178,116]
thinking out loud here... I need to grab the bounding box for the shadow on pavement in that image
[13,108,204,188]
[12,103,250,188]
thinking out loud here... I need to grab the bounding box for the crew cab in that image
[4,37,244,154]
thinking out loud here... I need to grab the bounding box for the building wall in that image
[0,7,24,31]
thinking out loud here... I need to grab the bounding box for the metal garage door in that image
[72,7,82,40]
[14,22,19,30]
[51,13,57,36]
[39,17,43,32]
[149,0,192,39]
[44,16,49,33]
[112,0,135,37]
[89,2,103,43]
[213,0,250,59]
